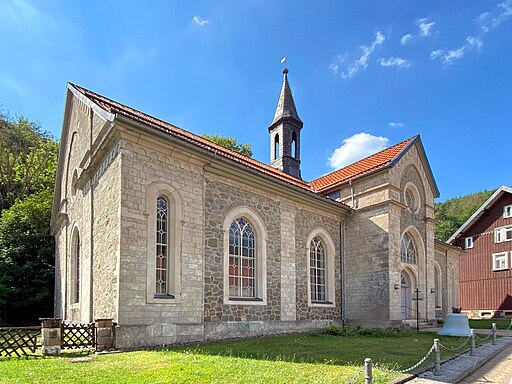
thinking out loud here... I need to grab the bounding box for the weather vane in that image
[281,55,288,68]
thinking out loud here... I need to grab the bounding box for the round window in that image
[404,183,420,213]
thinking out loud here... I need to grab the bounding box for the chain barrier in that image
[474,329,493,341]
[377,343,436,374]
[345,365,365,384]
[439,335,471,351]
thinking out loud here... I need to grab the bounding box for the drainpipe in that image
[340,221,346,325]
[349,180,355,208]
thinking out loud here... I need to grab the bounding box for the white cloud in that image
[475,0,512,32]
[191,15,209,27]
[378,57,411,68]
[328,133,389,170]
[400,34,414,45]
[388,122,404,128]
[430,49,444,60]
[442,47,466,65]
[328,54,347,75]
[416,17,436,37]
[492,0,512,28]
[341,31,385,79]
[466,36,483,50]
[431,35,483,65]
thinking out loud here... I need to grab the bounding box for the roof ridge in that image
[310,136,417,192]
[68,83,313,190]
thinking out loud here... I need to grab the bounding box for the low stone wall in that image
[113,319,341,350]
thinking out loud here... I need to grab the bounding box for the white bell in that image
[437,313,471,337]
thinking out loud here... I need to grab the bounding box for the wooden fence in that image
[0,326,41,357]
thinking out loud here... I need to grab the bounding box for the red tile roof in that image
[70,83,314,191]
[310,136,417,192]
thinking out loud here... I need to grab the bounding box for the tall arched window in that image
[310,237,326,302]
[291,131,297,159]
[434,263,442,308]
[156,196,169,295]
[71,228,81,304]
[228,218,256,298]
[400,233,417,264]
[274,134,280,160]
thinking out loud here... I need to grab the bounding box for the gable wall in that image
[454,192,512,312]
[54,94,122,323]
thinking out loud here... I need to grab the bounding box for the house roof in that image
[69,83,314,192]
[311,136,417,192]
[269,69,303,129]
[447,185,512,244]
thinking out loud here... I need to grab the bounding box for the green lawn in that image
[0,330,485,384]
[469,318,512,330]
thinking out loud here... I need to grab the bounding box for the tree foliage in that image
[0,113,58,213]
[200,134,253,157]
[434,189,496,241]
[0,190,55,325]
[0,113,58,325]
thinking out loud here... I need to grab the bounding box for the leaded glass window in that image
[400,233,417,264]
[156,196,169,294]
[310,237,327,302]
[228,218,256,298]
[76,236,80,303]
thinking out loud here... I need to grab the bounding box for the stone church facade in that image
[51,70,460,348]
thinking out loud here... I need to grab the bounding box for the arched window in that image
[310,237,326,302]
[434,263,442,308]
[156,196,169,295]
[146,182,183,303]
[228,218,256,298]
[274,134,280,160]
[71,228,81,304]
[400,233,417,264]
[291,131,297,159]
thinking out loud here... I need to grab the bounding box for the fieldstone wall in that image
[203,176,282,322]
[295,209,341,321]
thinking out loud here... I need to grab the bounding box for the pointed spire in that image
[269,68,303,129]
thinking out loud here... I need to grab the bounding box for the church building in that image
[51,69,461,348]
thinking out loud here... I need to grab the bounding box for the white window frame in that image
[223,207,267,306]
[504,205,512,219]
[146,182,183,304]
[464,236,474,249]
[495,226,512,243]
[492,252,509,271]
[306,228,336,307]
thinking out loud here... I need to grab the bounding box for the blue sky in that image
[1,1,511,201]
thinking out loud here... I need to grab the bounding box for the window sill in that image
[146,293,180,304]
[309,300,335,307]
[224,297,266,305]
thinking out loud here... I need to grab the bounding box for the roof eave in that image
[115,113,352,217]
[447,185,512,243]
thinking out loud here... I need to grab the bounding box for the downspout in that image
[340,221,346,325]
[349,180,355,208]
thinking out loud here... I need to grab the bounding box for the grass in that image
[469,318,512,330]
[0,328,489,384]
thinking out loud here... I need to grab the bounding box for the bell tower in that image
[268,68,303,179]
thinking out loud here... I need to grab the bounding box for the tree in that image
[200,134,253,157]
[0,113,58,213]
[0,113,58,325]
[434,189,496,241]
[0,190,55,325]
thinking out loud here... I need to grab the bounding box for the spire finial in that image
[283,68,289,74]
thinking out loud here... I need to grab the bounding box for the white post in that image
[365,358,372,384]
[470,329,475,356]
[492,323,497,345]
[434,338,441,375]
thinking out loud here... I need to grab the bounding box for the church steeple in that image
[268,68,303,179]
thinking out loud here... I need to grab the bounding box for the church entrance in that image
[401,270,413,320]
